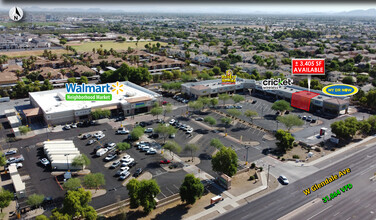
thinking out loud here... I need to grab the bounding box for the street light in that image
[244,145,250,165]
[267,164,274,188]
[64,154,70,171]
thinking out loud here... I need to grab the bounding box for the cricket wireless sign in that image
[262,78,293,90]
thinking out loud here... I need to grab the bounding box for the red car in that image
[162,101,168,105]
[160,159,171,164]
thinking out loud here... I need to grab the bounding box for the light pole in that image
[244,145,250,165]
[276,120,279,131]
[267,164,274,188]
[64,153,70,171]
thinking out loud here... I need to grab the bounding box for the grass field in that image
[69,41,167,52]
[2,49,72,58]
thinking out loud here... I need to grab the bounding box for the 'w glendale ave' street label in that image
[292,59,325,75]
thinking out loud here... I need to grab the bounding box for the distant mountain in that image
[337,8,376,16]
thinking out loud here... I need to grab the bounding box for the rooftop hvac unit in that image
[125,91,136,97]
[57,92,65,101]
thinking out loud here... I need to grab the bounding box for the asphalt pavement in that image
[216,143,376,220]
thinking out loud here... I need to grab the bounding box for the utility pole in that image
[64,153,70,171]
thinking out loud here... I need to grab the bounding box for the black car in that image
[90,120,97,126]
[116,116,125,122]
[133,168,143,177]
[252,100,257,104]
[139,122,146,127]
[128,161,137,168]
[93,146,102,153]
[82,134,92,139]
[148,133,159,139]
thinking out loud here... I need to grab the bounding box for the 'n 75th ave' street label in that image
[65,94,112,101]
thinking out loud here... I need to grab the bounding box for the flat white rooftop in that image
[29,81,160,114]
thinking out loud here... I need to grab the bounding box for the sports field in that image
[2,49,72,58]
[69,41,167,52]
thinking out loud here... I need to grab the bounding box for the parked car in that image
[115,167,130,176]
[307,116,312,122]
[160,159,171,164]
[285,111,290,115]
[119,171,131,180]
[169,133,175,138]
[4,150,17,156]
[311,118,317,123]
[7,155,24,164]
[146,148,157,155]
[96,134,106,140]
[302,116,307,120]
[87,140,96,145]
[162,101,168,105]
[105,153,117,161]
[121,158,135,167]
[96,148,108,157]
[133,168,144,177]
[82,134,92,139]
[71,123,77,128]
[116,128,129,134]
[94,131,103,138]
[195,117,204,121]
[149,133,159,139]
[278,175,289,185]
[40,158,50,166]
[90,120,97,126]
[120,155,131,162]
[106,143,116,150]
[63,125,71,130]
[128,161,137,168]
[115,116,125,122]
[186,128,194,134]
[110,160,121,169]
[169,119,175,125]
[235,105,242,109]
[140,146,150,152]
[252,100,257,104]
[6,163,23,170]
[145,128,153,133]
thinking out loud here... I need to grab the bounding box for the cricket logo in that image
[262,78,293,90]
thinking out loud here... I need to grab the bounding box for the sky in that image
[1,3,376,14]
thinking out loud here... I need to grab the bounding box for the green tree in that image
[126,179,160,213]
[35,215,49,220]
[221,117,232,133]
[83,173,105,192]
[0,189,13,212]
[211,147,238,177]
[219,60,230,72]
[232,94,245,104]
[342,76,354,85]
[198,97,211,109]
[210,138,224,149]
[330,117,360,140]
[150,106,163,119]
[218,93,230,106]
[116,142,131,151]
[179,174,204,205]
[163,141,182,160]
[0,152,6,166]
[188,101,204,112]
[275,129,295,152]
[63,178,82,191]
[204,116,217,128]
[184,144,199,161]
[271,100,293,112]
[210,98,219,107]
[155,124,177,143]
[27,194,45,208]
[78,76,88,84]
[244,110,258,123]
[59,188,97,220]
[19,125,31,134]
[277,115,304,132]
[130,126,144,140]
[227,109,242,117]
[71,154,90,170]
[163,103,173,119]
[67,77,76,84]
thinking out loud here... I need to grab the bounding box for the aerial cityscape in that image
[0,3,375,220]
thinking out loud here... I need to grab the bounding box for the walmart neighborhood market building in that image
[25,81,160,125]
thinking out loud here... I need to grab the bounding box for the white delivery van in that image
[96,148,108,157]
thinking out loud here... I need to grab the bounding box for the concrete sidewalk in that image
[286,135,376,167]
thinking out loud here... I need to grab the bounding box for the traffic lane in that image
[215,144,376,220]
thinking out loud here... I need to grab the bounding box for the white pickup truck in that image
[96,148,108,157]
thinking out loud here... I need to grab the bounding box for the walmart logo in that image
[65,81,124,101]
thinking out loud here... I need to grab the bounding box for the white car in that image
[96,148,108,157]
[106,143,116,150]
[4,150,17,156]
[140,146,150,152]
[186,128,194,133]
[71,123,77,128]
[120,155,131,162]
[40,158,50,166]
[96,134,106,140]
[94,131,104,138]
[87,140,96,145]
[116,128,129,134]
[121,158,135,166]
[120,166,130,172]
[146,148,157,155]
[119,171,130,180]
[169,119,175,125]
[144,128,153,133]
[278,175,289,185]
[63,125,71,130]
[6,163,23,170]
[136,141,148,146]
[169,133,175,138]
